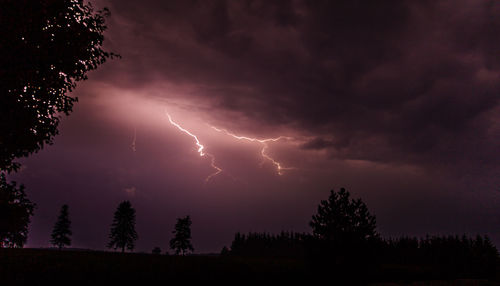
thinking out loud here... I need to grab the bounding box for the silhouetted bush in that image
[220,246,229,256]
[152,247,161,255]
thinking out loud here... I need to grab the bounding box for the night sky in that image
[9,0,500,253]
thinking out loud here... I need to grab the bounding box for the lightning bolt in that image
[211,126,293,175]
[166,113,222,182]
[131,127,137,152]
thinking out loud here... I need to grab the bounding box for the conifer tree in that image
[107,201,138,252]
[50,204,72,249]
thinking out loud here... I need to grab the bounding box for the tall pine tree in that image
[50,204,71,249]
[107,201,137,252]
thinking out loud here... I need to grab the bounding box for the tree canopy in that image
[0,0,117,172]
[170,216,194,255]
[107,201,138,252]
[310,188,377,244]
[51,204,72,249]
[0,174,35,247]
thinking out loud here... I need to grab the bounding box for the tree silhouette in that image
[0,174,35,248]
[309,188,378,278]
[107,201,138,252]
[220,246,229,256]
[152,246,161,255]
[50,204,71,249]
[310,188,377,244]
[170,216,194,255]
[0,0,118,173]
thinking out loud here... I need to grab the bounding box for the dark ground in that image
[1,248,499,285]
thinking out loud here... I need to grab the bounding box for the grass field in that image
[0,248,309,285]
[370,280,500,286]
[1,248,499,285]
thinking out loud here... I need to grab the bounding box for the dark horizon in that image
[7,0,500,254]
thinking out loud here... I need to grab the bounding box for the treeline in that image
[223,188,499,281]
[381,235,498,277]
[227,231,498,263]
[230,231,310,258]
[226,232,499,279]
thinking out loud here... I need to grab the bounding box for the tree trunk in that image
[121,246,125,253]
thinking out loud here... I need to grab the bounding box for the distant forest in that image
[220,188,499,281]
[227,231,498,279]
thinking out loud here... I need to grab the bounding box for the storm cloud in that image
[94,0,500,171]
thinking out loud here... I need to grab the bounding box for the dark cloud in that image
[300,137,336,150]
[94,0,500,172]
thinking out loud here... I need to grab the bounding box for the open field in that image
[371,280,500,286]
[0,248,309,285]
[1,248,499,285]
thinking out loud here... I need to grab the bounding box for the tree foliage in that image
[0,0,118,172]
[310,188,377,244]
[50,204,71,249]
[107,201,138,252]
[170,216,194,255]
[0,174,35,247]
